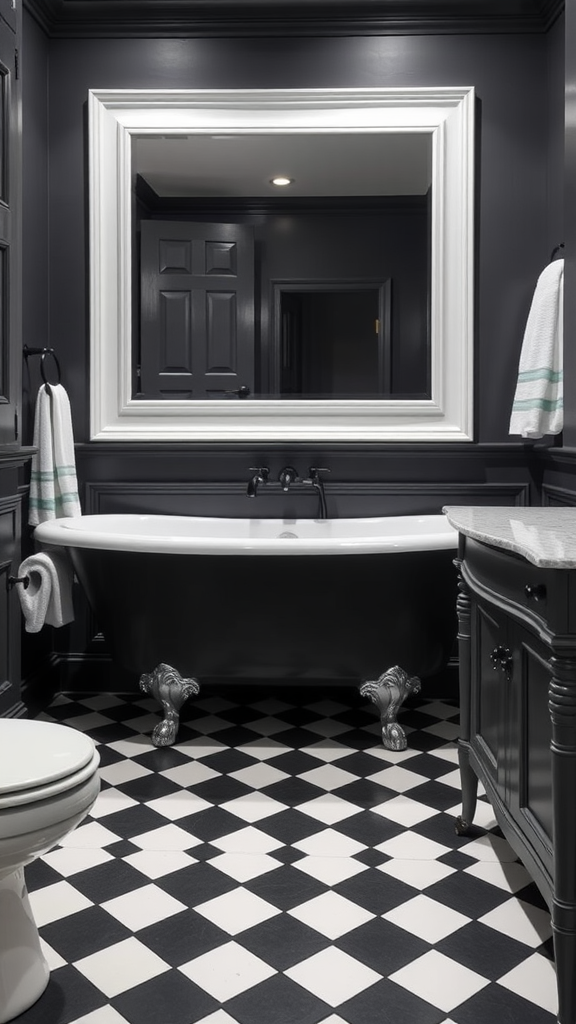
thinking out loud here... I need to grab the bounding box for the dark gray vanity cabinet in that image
[455,534,576,1024]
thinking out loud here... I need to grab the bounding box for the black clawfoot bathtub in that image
[34,514,458,749]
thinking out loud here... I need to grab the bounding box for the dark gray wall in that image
[21,26,561,446]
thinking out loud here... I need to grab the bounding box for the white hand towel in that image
[29,383,81,526]
[509,259,564,438]
[15,549,74,632]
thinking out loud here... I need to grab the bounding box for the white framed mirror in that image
[88,86,475,441]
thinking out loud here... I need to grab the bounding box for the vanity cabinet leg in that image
[455,739,478,835]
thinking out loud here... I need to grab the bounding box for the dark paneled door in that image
[0,6,19,445]
[139,220,255,399]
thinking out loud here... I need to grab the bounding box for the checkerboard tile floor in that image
[17,686,557,1024]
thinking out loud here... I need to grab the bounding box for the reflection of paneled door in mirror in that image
[0,10,19,446]
[139,220,255,399]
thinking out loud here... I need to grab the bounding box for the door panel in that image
[140,220,254,399]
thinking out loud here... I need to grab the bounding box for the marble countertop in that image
[443,506,576,569]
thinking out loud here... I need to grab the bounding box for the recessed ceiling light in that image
[270,176,294,187]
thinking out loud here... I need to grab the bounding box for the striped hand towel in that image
[29,383,81,525]
[509,258,563,438]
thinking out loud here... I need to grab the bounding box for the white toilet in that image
[0,719,100,1024]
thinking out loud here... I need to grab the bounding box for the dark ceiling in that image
[23,0,564,37]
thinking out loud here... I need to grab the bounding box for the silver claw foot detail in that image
[139,663,200,747]
[359,666,421,750]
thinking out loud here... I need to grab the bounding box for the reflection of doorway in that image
[274,282,391,397]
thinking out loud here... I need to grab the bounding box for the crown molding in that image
[23,0,564,38]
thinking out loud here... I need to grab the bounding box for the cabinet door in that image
[471,597,509,801]
[509,625,553,860]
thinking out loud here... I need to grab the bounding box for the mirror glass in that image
[88,88,474,441]
[132,131,432,402]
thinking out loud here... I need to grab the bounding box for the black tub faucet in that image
[306,466,330,520]
[247,467,269,497]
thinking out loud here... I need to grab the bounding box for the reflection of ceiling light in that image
[270,176,294,187]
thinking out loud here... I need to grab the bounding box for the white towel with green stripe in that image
[29,383,81,525]
[509,258,563,438]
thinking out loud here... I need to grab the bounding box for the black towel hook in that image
[23,345,62,390]
[550,243,565,262]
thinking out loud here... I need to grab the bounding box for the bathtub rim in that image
[33,513,458,556]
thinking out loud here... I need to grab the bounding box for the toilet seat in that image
[0,720,99,810]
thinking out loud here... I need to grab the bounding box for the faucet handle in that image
[278,465,299,490]
[309,466,330,477]
[249,466,269,478]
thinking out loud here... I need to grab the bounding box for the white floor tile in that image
[298,764,359,790]
[378,857,455,890]
[372,794,438,827]
[294,827,366,858]
[294,855,368,886]
[159,761,219,787]
[303,719,351,738]
[97,760,153,786]
[101,883,187,930]
[243,716,294,736]
[188,714,234,734]
[179,941,276,1000]
[220,792,288,822]
[42,846,113,877]
[195,886,281,934]
[107,735,157,758]
[464,859,533,893]
[67,1007,131,1024]
[210,825,284,855]
[121,849,196,879]
[376,829,450,861]
[285,947,380,1006]
[458,833,518,863]
[74,937,170,998]
[298,740,353,763]
[210,852,282,882]
[89,787,139,819]
[39,937,66,970]
[390,949,489,1013]
[130,823,203,852]
[146,790,212,820]
[172,738,227,759]
[288,890,374,939]
[28,880,93,926]
[497,952,558,1014]
[298,793,362,825]
[236,737,291,761]
[383,893,470,943]
[65,713,113,732]
[423,720,460,740]
[479,897,553,947]
[229,762,289,789]
[366,764,428,792]
[194,1012,247,1024]
[419,701,459,720]
[58,821,121,849]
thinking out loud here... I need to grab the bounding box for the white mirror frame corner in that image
[88,86,475,442]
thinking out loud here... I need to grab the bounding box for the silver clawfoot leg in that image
[139,662,200,747]
[359,665,421,750]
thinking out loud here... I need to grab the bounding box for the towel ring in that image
[23,345,62,388]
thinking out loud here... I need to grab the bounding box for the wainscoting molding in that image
[84,480,530,518]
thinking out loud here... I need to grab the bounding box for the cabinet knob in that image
[525,583,546,602]
[490,645,513,674]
